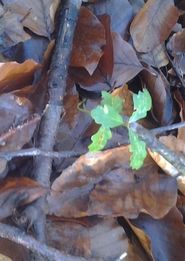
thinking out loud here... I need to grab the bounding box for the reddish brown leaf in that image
[0,114,40,152]
[48,146,177,219]
[98,15,113,78]
[130,207,185,261]
[70,32,143,90]
[47,217,128,260]
[0,60,40,94]
[0,177,47,220]
[130,0,179,52]
[70,6,106,75]
[142,69,174,124]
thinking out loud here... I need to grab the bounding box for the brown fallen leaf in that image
[48,146,177,219]
[130,0,179,52]
[70,6,106,75]
[47,217,129,260]
[0,60,40,94]
[70,32,143,90]
[0,114,40,152]
[141,69,174,124]
[90,0,133,37]
[0,177,47,220]
[139,44,169,68]
[2,0,59,38]
[130,207,185,261]
[0,9,30,51]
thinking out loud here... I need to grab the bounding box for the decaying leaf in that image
[47,217,129,260]
[2,0,59,38]
[91,0,133,37]
[131,207,185,261]
[142,69,174,124]
[0,9,30,51]
[0,60,40,94]
[48,146,177,219]
[71,6,106,75]
[0,177,47,220]
[130,0,179,52]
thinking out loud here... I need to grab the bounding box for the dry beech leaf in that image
[0,60,40,94]
[91,0,133,37]
[70,6,106,75]
[70,32,143,90]
[48,146,177,219]
[0,10,30,51]
[142,69,173,125]
[97,15,113,78]
[168,29,185,53]
[0,177,47,220]
[2,0,59,38]
[110,32,143,87]
[47,217,129,260]
[0,114,40,152]
[0,239,28,261]
[131,207,185,261]
[130,0,179,52]
[140,44,169,68]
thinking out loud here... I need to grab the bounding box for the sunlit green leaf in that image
[129,89,152,123]
[91,104,124,128]
[88,126,112,152]
[101,91,123,113]
[128,129,147,169]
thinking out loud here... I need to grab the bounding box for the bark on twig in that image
[26,0,82,259]
[0,223,86,261]
[130,122,185,175]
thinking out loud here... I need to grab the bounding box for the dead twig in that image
[23,0,82,259]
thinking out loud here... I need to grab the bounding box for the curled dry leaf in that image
[47,217,129,260]
[48,146,177,219]
[0,177,47,220]
[2,0,59,38]
[142,69,174,124]
[0,60,40,94]
[70,6,106,75]
[130,0,179,52]
[130,207,185,261]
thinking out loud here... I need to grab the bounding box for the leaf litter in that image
[0,0,185,260]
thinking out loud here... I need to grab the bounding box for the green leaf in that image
[91,104,124,128]
[88,126,112,152]
[101,91,123,113]
[128,129,147,169]
[129,89,152,123]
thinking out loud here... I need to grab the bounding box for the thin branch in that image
[0,148,84,161]
[130,121,185,175]
[151,121,185,135]
[26,0,82,258]
[0,223,86,261]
